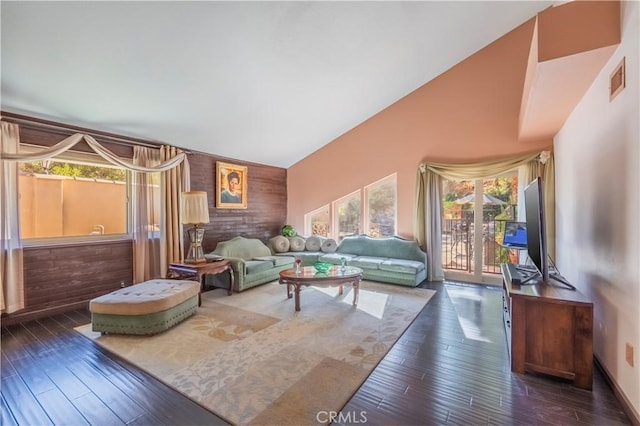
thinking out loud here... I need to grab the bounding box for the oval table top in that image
[279,265,362,282]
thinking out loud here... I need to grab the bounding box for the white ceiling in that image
[1,1,555,168]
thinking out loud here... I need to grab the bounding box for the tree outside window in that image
[304,173,397,241]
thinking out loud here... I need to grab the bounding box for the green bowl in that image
[313,262,332,273]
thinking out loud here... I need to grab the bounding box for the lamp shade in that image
[181,191,210,225]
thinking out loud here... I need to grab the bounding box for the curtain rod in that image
[1,111,192,153]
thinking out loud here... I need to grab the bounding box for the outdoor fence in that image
[442,218,515,274]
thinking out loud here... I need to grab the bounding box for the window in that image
[18,149,133,241]
[304,173,397,241]
[335,191,361,242]
[365,175,397,237]
[305,204,330,237]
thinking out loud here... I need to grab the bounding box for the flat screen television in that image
[522,177,575,289]
[524,177,549,282]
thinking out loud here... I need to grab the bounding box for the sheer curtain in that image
[0,122,24,314]
[523,157,541,185]
[160,145,190,274]
[415,165,444,281]
[415,151,546,281]
[133,146,162,282]
[0,128,191,289]
[1,132,186,172]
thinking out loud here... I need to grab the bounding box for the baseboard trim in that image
[594,354,640,425]
[1,300,90,326]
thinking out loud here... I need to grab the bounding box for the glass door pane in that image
[442,175,518,283]
[481,176,519,273]
[442,179,475,272]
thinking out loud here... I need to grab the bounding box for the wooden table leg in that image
[353,279,360,306]
[226,266,234,295]
[294,284,301,312]
[198,276,205,307]
[338,284,344,295]
[281,280,292,299]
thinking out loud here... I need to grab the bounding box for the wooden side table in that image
[167,260,234,303]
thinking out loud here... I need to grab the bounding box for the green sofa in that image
[204,236,294,292]
[270,234,427,287]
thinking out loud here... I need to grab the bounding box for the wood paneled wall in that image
[3,240,134,325]
[2,113,287,324]
[14,121,135,158]
[188,153,287,253]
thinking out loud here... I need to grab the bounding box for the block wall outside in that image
[19,174,128,238]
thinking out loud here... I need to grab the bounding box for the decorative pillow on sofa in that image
[289,236,306,252]
[270,235,290,253]
[321,238,337,253]
[305,235,322,251]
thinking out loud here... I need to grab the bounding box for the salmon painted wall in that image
[287,1,620,239]
[287,17,550,239]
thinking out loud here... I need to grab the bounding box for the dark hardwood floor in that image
[1,308,227,425]
[340,282,631,425]
[1,281,631,425]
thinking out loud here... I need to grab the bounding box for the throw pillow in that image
[289,236,306,252]
[321,238,337,253]
[305,235,322,251]
[270,235,290,253]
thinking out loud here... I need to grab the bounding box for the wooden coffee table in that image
[279,266,363,312]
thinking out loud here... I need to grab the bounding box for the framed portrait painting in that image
[216,161,248,209]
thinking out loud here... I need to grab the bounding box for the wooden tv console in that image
[501,263,593,390]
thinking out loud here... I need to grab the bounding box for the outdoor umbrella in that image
[453,193,506,205]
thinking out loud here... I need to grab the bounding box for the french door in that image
[441,174,519,284]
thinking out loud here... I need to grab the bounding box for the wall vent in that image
[609,57,625,101]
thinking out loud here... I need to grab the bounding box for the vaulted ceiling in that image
[1,1,558,168]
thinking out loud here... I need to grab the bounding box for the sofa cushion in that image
[289,236,306,252]
[273,256,294,267]
[379,258,425,274]
[318,253,357,264]
[253,255,294,267]
[212,236,271,260]
[321,238,337,253]
[305,235,322,251]
[244,260,273,275]
[336,235,426,262]
[283,251,322,265]
[270,235,290,253]
[348,256,386,270]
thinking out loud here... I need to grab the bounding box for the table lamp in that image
[181,191,210,263]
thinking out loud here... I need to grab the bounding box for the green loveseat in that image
[204,236,294,292]
[270,234,427,287]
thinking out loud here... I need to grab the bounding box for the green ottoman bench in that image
[89,279,200,335]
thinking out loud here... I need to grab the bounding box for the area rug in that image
[76,280,434,425]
